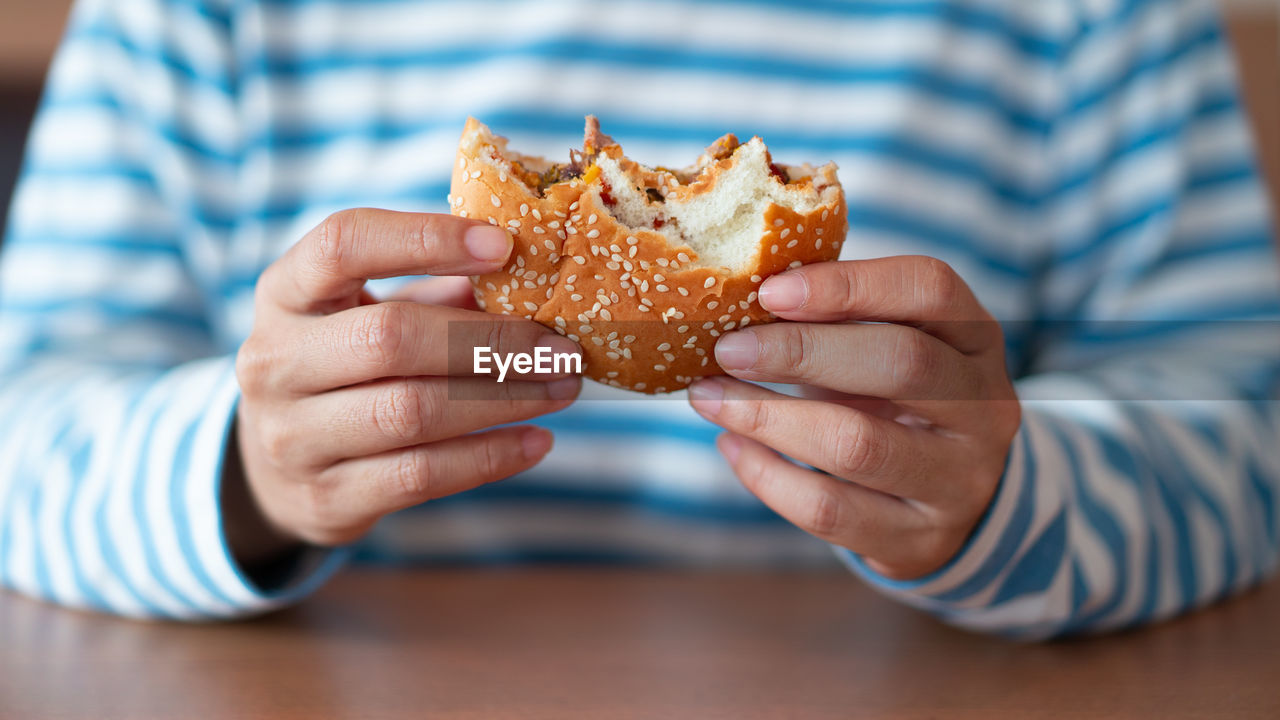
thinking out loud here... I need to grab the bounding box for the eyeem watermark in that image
[474,346,582,382]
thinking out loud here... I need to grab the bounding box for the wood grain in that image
[2,569,1279,719]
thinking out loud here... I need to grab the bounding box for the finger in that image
[716,432,924,562]
[259,208,513,314]
[385,275,480,309]
[688,376,952,503]
[285,375,580,466]
[756,256,1001,354]
[317,425,554,529]
[259,303,580,395]
[713,321,980,407]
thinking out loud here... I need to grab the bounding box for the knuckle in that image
[728,396,772,437]
[295,479,347,544]
[313,209,359,272]
[914,256,962,318]
[390,449,433,500]
[832,412,887,478]
[371,380,430,444]
[350,303,408,366]
[474,435,507,481]
[806,489,844,538]
[256,414,294,465]
[234,340,272,394]
[887,329,938,395]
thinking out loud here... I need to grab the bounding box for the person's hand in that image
[231,209,581,555]
[687,256,1020,580]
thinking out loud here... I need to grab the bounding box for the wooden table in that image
[3,569,1279,719]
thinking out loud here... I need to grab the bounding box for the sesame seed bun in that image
[448,116,846,394]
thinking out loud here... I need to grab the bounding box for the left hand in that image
[687,256,1021,580]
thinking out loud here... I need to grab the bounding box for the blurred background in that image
[0,1,1276,238]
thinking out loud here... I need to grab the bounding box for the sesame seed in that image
[549,220,561,229]
[569,201,580,211]
[524,270,536,280]
[709,329,720,337]
[623,260,633,272]
[606,261,621,271]
[797,224,805,233]
[628,246,637,258]
[533,226,546,234]
[485,282,497,291]
[640,280,650,292]
[554,316,566,327]
[523,281,535,289]
[600,308,613,321]
[771,245,779,254]
[607,351,620,360]
[498,170,507,182]
[588,214,598,224]
[688,335,699,344]
[490,194,501,207]
[624,335,636,343]
[654,364,667,372]
[638,305,650,312]
[533,208,542,221]
[606,371,619,378]
[677,287,689,296]
[654,274,665,282]
[538,273,547,285]
[635,382,646,390]
[703,277,716,289]
[597,294,611,306]
[701,357,709,367]
[621,347,631,359]
[707,301,718,310]
[656,284,669,292]
[609,339,620,349]
[695,347,705,355]
[573,256,586,265]
[529,245,538,256]
[458,210,468,218]
[586,229,601,239]
[821,209,830,221]
[703,321,715,330]
[626,236,638,245]
[519,203,529,217]
[815,238,823,249]
[718,314,731,323]
[610,253,623,262]
[773,218,784,227]
[516,256,525,267]
[724,321,736,330]
[557,231,567,240]
[657,258,670,267]
[677,325,689,333]
[640,297,654,307]
[544,239,556,251]
[497,296,509,304]
[554,211,567,218]
[470,170,481,179]
[502,303,515,311]
[579,324,593,334]
[747,291,758,303]
[786,239,798,248]
[677,252,690,264]
[780,228,790,239]
[594,274,604,281]
[789,260,803,268]
[750,275,762,283]
[592,337,604,346]
[663,352,676,362]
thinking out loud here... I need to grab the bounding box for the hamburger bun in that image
[448,116,846,394]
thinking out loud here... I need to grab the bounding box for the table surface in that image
[3,569,1279,719]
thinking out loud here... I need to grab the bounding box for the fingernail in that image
[688,378,724,417]
[717,433,743,464]
[714,331,758,370]
[464,225,512,262]
[535,333,581,361]
[758,273,807,311]
[546,376,581,401]
[521,428,552,460]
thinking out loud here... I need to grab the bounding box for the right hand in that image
[233,208,582,550]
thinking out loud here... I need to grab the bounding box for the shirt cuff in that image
[176,356,348,619]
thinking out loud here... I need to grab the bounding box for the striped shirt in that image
[1,0,1278,638]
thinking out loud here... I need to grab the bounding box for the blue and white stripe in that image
[1,0,1277,636]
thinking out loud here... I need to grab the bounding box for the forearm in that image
[845,367,1280,639]
[0,355,343,619]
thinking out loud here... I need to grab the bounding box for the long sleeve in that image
[0,0,342,619]
[845,0,1280,638]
